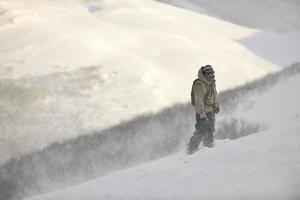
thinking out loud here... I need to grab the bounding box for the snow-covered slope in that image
[157,0,300,67]
[0,0,278,165]
[26,66,300,200]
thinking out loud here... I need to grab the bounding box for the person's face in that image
[204,69,215,81]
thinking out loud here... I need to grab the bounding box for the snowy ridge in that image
[24,64,300,200]
[0,0,280,166]
[1,64,299,200]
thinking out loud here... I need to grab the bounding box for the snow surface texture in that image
[25,65,300,200]
[157,0,300,32]
[0,0,282,165]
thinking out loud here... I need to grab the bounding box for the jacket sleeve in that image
[193,82,206,118]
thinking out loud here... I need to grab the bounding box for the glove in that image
[200,116,208,121]
[213,105,220,114]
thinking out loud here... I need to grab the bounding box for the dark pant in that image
[188,112,215,151]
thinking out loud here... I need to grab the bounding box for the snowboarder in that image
[187,65,220,154]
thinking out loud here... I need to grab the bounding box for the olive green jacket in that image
[192,72,219,118]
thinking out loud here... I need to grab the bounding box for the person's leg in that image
[187,114,204,154]
[203,112,215,147]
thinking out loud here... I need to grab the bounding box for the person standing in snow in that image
[187,65,220,154]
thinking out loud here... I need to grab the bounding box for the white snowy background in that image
[0,0,299,200]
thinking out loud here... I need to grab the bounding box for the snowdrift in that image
[1,64,299,200]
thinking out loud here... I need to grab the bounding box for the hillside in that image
[24,64,300,200]
[156,0,300,67]
[0,0,279,166]
[1,0,299,199]
[1,64,299,200]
